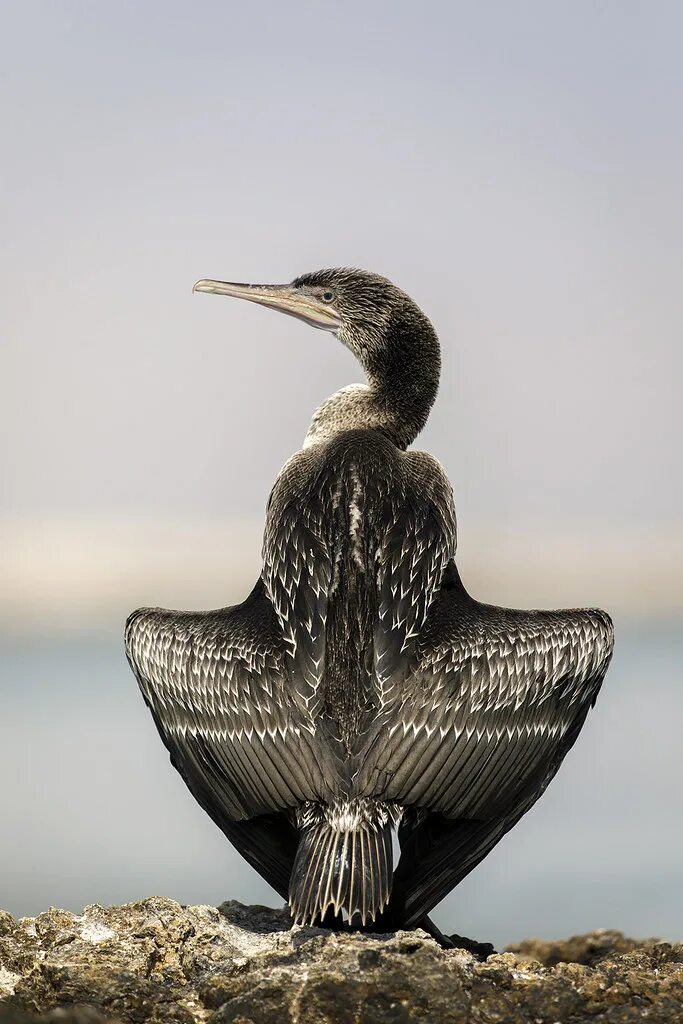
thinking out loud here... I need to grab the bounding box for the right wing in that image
[361,567,614,925]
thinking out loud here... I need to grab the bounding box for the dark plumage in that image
[126,268,613,941]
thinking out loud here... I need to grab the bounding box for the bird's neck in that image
[304,304,441,450]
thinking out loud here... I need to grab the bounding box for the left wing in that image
[125,582,335,895]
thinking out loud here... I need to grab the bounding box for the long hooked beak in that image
[192,279,341,331]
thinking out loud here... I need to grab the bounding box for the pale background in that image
[1,1,681,948]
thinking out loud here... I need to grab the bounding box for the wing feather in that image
[362,579,613,926]
[362,588,614,824]
[125,585,330,826]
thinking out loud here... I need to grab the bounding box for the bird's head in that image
[193,267,441,445]
[193,267,434,378]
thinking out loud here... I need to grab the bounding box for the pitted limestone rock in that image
[1,899,681,1023]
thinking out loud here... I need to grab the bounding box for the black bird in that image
[126,269,613,944]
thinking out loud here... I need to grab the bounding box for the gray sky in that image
[2,1,682,539]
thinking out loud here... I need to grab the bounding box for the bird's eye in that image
[321,291,335,303]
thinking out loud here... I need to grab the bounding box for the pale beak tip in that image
[193,280,211,294]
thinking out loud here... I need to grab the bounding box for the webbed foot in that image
[418,915,496,959]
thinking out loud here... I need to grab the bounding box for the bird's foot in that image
[446,932,496,959]
[418,916,496,959]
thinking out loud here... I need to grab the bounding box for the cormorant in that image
[126,269,613,946]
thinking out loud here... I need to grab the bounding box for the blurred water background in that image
[2,1,682,949]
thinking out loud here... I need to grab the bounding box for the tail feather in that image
[289,801,394,925]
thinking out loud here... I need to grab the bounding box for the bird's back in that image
[262,429,456,760]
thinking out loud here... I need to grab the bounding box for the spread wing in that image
[125,581,334,891]
[361,566,614,925]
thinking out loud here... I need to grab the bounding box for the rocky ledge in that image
[1,898,681,1023]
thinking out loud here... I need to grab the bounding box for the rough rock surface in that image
[0,898,681,1023]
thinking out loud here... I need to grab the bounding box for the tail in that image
[289,800,394,926]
